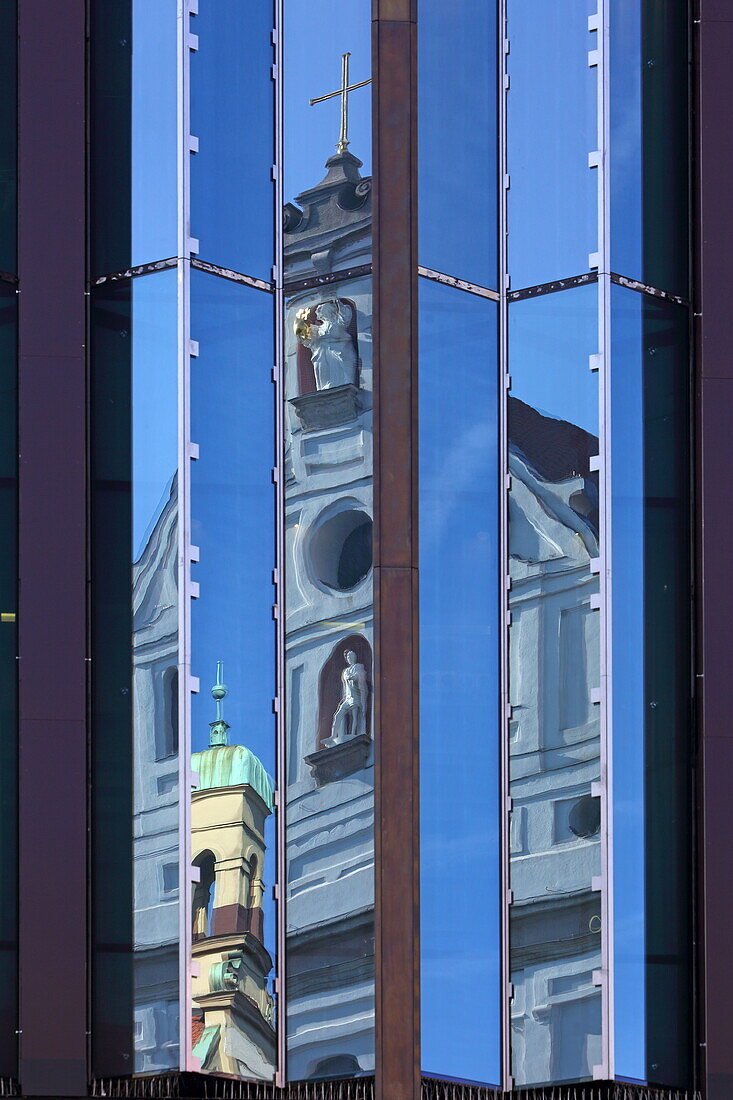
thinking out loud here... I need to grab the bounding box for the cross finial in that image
[209,660,230,747]
[309,52,371,155]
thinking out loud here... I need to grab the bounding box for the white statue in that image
[294,300,358,390]
[325,649,368,745]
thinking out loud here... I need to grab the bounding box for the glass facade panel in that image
[282,1,374,1079]
[0,285,16,1073]
[611,285,692,1088]
[90,0,178,276]
[610,0,689,296]
[190,2,274,279]
[507,0,598,290]
[0,0,17,274]
[507,283,601,1087]
[91,269,181,1075]
[418,0,498,289]
[189,270,277,1079]
[419,278,501,1086]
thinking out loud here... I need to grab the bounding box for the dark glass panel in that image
[90,278,134,1076]
[91,270,181,1075]
[0,285,17,1073]
[419,278,501,1085]
[283,4,373,1078]
[507,284,601,1087]
[610,0,689,296]
[419,0,498,289]
[0,1,17,274]
[507,0,598,289]
[189,270,277,1079]
[90,0,178,276]
[191,1,274,279]
[611,286,692,1087]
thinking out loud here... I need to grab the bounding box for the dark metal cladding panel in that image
[696,5,733,1100]
[372,8,420,1100]
[17,0,87,1094]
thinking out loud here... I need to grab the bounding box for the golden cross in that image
[309,52,371,155]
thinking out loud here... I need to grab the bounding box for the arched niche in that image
[316,634,372,751]
[296,297,359,395]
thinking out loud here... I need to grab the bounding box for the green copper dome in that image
[191,661,274,811]
[191,743,274,811]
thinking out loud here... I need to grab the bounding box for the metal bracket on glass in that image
[271,164,279,181]
[187,32,199,52]
[507,983,514,1001]
[190,545,200,563]
[271,365,279,384]
[190,581,200,600]
[190,865,201,884]
[589,454,600,472]
[272,567,279,586]
[271,63,278,83]
[592,1064,606,1081]
[271,466,279,484]
[504,274,511,291]
[189,770,200,788]
[591,876,603,893]
[506,475,512,491]
[591,780,602,798]
[189,135,199,155]
[588,151,600,170]
[506,610,512,626]
[589,251,600,270]
[187,237,200,255]
[191,960,200,979]
[272,604,279,621]
[588,13,600,32]
[504,73,510,90]
[590,594,601,611]
[190,676,200,694]
[504,173,511,190]
[506,574,512,591]
[590,688,601,705]
[505,373,512,390]
[589,352,601,372]
[507,889,514,905]
[272,697,280,714]
[187,442,199,461]
[189,339,199,358]
[590,557,600,574]
[188,0,198,13]
[588,49,600,67]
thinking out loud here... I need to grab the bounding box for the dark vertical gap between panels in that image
[17,0,88,1094]
[372,3,419,1099]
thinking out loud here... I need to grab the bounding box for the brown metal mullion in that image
[372,3,420,1099]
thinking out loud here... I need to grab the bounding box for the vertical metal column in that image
[372,2,420,1098]
[695,2,733,1098]
[17,1,88,1093]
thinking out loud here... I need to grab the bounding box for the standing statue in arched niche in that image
[325,648,368,746]
[294,299,359,391]
[316,634,372,751]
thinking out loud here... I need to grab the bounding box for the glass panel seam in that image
[417,266,500,301]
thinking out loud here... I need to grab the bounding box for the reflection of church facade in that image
[508,399,602,1085]
[132,482,276,1079]
[283,143,375,1079]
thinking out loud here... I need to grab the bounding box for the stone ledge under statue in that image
[290,382,362,432]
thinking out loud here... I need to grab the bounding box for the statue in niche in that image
[294,299,358,391]
[324,648,369,746]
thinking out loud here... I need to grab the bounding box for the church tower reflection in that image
[190,665,276,1078]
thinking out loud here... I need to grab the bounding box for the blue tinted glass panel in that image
[507,0,598,289]
[130,270,181,1073]
[191,2,274,278]
[91,270,182,1075]
[419,1,497,288]
[189,271,277,1079]
[419,278,501,1085]
[90,0,178,275]
[610,0,688,296]
[507,284,602,1087]
[611,285,692,1088]
[283,3,374,1079]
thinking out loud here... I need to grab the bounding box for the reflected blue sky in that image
[131,0,178,267]
[191,1,274,278]
[132,270,178,558]
[284,0,371,203]
[508,284,599,435]
[420,278,501,1085]
[419,0,497,287]
[507,0,597,289]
